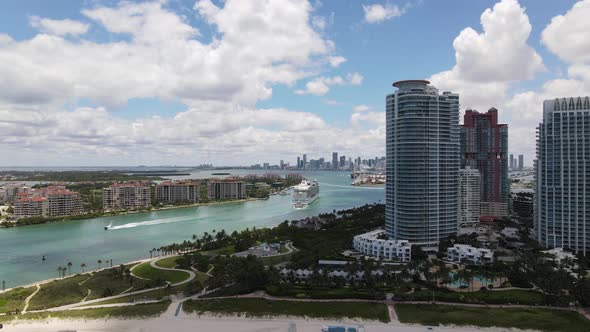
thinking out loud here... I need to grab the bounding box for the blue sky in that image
[0,0,587,166]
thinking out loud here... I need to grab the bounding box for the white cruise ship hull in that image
[293,193,319,209]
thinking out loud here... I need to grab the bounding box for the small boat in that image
[104,222,113,230]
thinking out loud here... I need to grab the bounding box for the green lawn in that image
[395,304,590,332]
[195,270,210,284]
[132,262,190,284]
[400,289,546,305]
[0,287,36,312]
[183,298,390,323]
[27,267,154,310]
[0,301,171,323]
[266,285,385,300]
[80,289,172,306]
[28,275,89,310]
[201,245,236,256]
[154,256,179,269]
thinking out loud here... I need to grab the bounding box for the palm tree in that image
[67,262,72,276]
[57,266,62,278]
[97,259,102,269]
[149,250,153,259]
[81,263,86,272]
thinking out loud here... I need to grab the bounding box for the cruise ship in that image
[292,179,320,209]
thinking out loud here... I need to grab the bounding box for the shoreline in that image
[0,314,519,332]
[0,197,262,229]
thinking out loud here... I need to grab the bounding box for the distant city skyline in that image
[0,0,585,166]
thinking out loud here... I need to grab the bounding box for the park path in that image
[21,284,40,314]
[149,258,196,287]
[35,257,195,313]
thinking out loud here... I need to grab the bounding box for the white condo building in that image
[386,80,460,250]
[446,244,493,265]
[459,167,481,225]
[536,97,590,255]
[353,230,412,262]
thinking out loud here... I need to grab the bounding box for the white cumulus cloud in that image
[362,4,402,24]
[295,72,364,96]
[30,16,89,36]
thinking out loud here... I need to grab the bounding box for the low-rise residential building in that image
[447,244,494,265]
[352,229,412,262]
[155,180,199,204]
[542,248,577,265]
[207,181,246,200]
[103,182,151,210]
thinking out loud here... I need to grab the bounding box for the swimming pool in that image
[446,272,494,288]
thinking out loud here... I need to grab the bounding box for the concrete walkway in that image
[21,284,40,314]
[35,257,196,312]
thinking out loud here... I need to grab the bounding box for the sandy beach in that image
[2,315,516,332]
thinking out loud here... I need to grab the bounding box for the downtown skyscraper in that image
[461,108,509,218]
[385,80,460,249]
[536,96,590,255]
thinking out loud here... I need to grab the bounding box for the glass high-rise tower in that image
[385,80,460,249]
[536,96,590,255]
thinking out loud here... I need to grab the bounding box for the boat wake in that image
[320,183,384,190]
[107,216,194,230]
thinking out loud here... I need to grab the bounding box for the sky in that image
[0,0,588,166]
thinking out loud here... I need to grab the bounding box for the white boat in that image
[104,222,113,230]
[292,179,319,209]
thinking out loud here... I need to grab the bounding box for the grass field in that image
[202,245,235,256]
[266,285,385,300]
[132,262,190,284]
[395,304,590,332]
[400,289,546,305]
[0,287,36,312]
[0,301,171,323]
[183,298,390,323]
[27,267,154,310]
[27,275,89,310]
[154,256,179,269]
[79,288,171,306]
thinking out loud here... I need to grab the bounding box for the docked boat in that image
[292,179,319,209]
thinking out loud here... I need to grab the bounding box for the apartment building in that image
[207,181,246,200]
[446,244,494,265]
[14,186,82,218]
[14,196,48,219]
[155,180,199,204]
[353,229,412,262]
[103,182,151,210]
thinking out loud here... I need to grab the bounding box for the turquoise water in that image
[0,170,383,288]
[446,272,493,288]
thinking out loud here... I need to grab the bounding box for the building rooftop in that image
[392,80,430,88]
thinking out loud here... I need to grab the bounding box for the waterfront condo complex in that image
[103,182,151,211]
[461,108,509,219]
[385,80,460,249]
[155,180,200,204]
[536,96,590,255]
[207,181,246,200]
[14,186,83,219]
